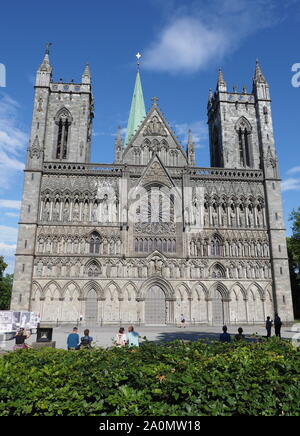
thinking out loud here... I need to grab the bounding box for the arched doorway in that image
[212,288,224,325]
[85,289,98,323]
[145,285,166,325]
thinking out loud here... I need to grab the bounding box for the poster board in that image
[0,311,40,332]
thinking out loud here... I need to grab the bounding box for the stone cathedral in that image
[10,49,294,326]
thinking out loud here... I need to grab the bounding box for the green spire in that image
[124,70,146,147]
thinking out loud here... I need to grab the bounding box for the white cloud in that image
[0,199,21,209]
[0,225,18,274]
[143,0,282,73]
[173,120,207,148]
[0,242,16,274]
[287,165,300,175]
[5,212,19,217]
[143,17,228,74]
[0,94,27,189]
[281,178,300,192]
[0,225,18,244]
[0,242,16,257]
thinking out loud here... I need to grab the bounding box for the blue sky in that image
[0,0,300,273]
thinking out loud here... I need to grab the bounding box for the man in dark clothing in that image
[220,325,231,343]
[235,327,245,341]
[266,316,272,338]
[9,328,31,350]
[274,313,282,338]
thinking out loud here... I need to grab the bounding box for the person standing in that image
[266,316,272,338]
[67,327,80,350]
[220,325,231,343]
[127,326,139,348]
[274,313,282,338]
[9,328,31,350]
[180,314,186,328]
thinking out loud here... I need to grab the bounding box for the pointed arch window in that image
[212,126,223,167]
[89,232,101,255]
[55,108,72,160]
[236,117,252,168]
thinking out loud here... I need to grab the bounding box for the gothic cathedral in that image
[10,49,294,325]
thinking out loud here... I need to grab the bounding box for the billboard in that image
[0,311,40,333]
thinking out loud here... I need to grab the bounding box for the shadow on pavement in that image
[146,330,260,344]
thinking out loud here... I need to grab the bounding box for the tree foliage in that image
[287,207,300,318]
[0,256,13,310]
[0,339,299,416]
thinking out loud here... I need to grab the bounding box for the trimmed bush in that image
[0,339,299,416]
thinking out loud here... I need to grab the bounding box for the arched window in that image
[86,261,101,277]
[211,234,223,256]
[89,232,101,255]
[211,263,226,278]
[235,117,252,168]
[212,126,223,167]
[55,108,72,160]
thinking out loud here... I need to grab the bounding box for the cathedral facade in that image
[10,50,294,325]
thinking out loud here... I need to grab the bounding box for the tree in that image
[0,257,13,310]
[287,207,300,318]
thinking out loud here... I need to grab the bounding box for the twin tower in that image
[27,50,278,175]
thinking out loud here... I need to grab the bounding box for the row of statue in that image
[41,195,119,223]
[189,237,270,258]
[33,256,272,281]
[37,235,122,256]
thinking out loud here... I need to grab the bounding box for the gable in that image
[138,154,175,188]
[123,104,188,167]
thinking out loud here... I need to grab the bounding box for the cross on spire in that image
[45,42,52,55]
[136,52,142,70]
[151,96,159,106]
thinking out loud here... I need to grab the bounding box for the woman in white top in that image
[115,327,127,347]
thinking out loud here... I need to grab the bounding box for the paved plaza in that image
[1,322,299,352]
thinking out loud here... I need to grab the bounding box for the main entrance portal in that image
[145,285,166,325]
[85,289,98,323]
[212,289,224,325]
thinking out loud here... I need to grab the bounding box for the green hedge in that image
[0,339,299,416]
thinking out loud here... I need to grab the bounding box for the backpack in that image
[80,336,91,348]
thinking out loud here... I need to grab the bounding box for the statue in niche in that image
[73,201,80,221]
[37,96,43,112]
[37,261,43,276]
[92,203,98,222]
[103,237,108,254]
[38,237,44,253]
[116,238,121,255]
[73,238,79,253]
[230,204,236,227]
[43,201,50,221]
[212,204,218,226]
[52,238,58,253]
[101,194,109,223]
[82,203,89,221]
[67,238,72,254]
[63,203,70,222]
[248,205,254,227]
[96,181,117,223]
[46,237,51,253]
[52,201,60,221]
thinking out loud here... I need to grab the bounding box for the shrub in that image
[0,339,299,416]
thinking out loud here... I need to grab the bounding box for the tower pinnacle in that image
[216,68,227,92]
[82,63,91,84]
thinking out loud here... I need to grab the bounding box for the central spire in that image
[124,56,146,148]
